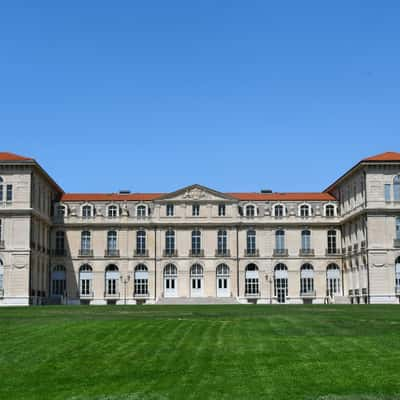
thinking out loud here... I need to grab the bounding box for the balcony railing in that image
[105,249,120,257]
[353,244,359,252]
[53,249,67,257]
[361,240,366,249]
[189,249,204,257]
[245,291,260,297]
[299,248,315,256]
[78,249,94,257]
[104,292,120,298]
[300,290,316,298]
[215,249,231,257]
[0,240,4,249]
[325,248,341,256]
[134,292,149,297]
[163,249,178,257]
[273,249,288,257]
[393,239,400,248]
[134,249,149,257]
[80,291,94,298]
[244,249,259,257]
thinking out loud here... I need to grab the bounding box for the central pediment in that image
[156,184,237,202]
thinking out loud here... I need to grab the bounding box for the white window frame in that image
[324,203,336,217]
[244,204,257,218]
[136,204,148,217]
[272,203,286,217]
[166,204,174,217]
[107,204,119,218]
[81,203,94,218]
[298,203,311,217]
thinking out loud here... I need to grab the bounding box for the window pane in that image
[385,184,391,202]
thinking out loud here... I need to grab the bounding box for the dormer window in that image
[273,204,285,217]
[245,205,256,217]
[56,204,67,217]
[325,204,335,217]
[137,205,147,217]
[108,205,118,218]
[166,204,174,217]
[82,204,93,218]
[299,204,311,217]
[192,204,200,216]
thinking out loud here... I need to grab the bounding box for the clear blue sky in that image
[1,1,399,193]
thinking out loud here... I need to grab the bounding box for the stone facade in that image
[0,151,399,306]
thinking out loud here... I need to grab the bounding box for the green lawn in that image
[0,305,400,400]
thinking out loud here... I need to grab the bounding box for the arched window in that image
[299,204,311,217]
[164,263,177,277]
[274,263,288,302]
[108,205,118,218]
[105,265,119,295]
[217,230,228,255]
[81,231,91,249]
[134,264,149,296]
[246,229,256,255]
[245,205,256,217]
[55,231,65,255]
[245,263,259,295]
[301,230,311,251]
[107,231,117,252]
[82,204,93,218]
[190,263,203,277]
[191,230,201,255]
[165,230,175,255]
[51,265,66,296]
[79,264,93,296]
[274,204,284,217]
[0,259,4,291]
[300,264,314,294]
[394,176,400,202]
[0,177,3,202]
[136,230,146,256]
[216,263,230,276]
[325,204,335,217]
[137,205,147,217]
[275,230,285,252]
[327,264,341,297]
[396,217,400,240]
[327,230,337,254]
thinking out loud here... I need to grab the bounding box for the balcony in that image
[215,249,231,257]
[353,244,359,253]
[299,248,315,257]
[244,249,260,257]
[104,292,120,298]
[325,248,341,256]
[273,249,288,257]
[105,249,120,257]
[78,249,94,257]
[245,291,260,297]
[394,239,400,248]
[163,249,178,257]
[80,291,94,298]
[134,292,149,297]
[0,240,4,249]
[189,249,204,257]
[300,290,316,298]
[134,249,149,257]
[53,249,67,257]
[361,240,366,250]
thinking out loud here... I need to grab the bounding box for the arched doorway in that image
[190,264,204,297]
[274,263,288,303]
[216,264,230,297]
[164,264,177,297]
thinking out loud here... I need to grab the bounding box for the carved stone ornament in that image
[183,188,208,200]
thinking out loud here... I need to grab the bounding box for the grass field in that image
[0,305,400,400]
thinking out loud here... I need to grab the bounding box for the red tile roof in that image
[61,192,336,202]
[229,192,336,201]
[0,152,33,161]
[363,151,400,162]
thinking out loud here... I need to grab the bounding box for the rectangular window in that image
[166,204,174,216]
[134,279,148,295]
[218,204,226,216]
[6,185,12,202]
[396,218,400,240]
[385,184,391,202]
[0,219,2,242]
[245,278,259,295]
[0,184,3,201]
[192,204,200,216]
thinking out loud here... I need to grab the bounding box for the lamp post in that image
[120,274,130,305]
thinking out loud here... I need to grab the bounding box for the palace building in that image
[0,151,400,306]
